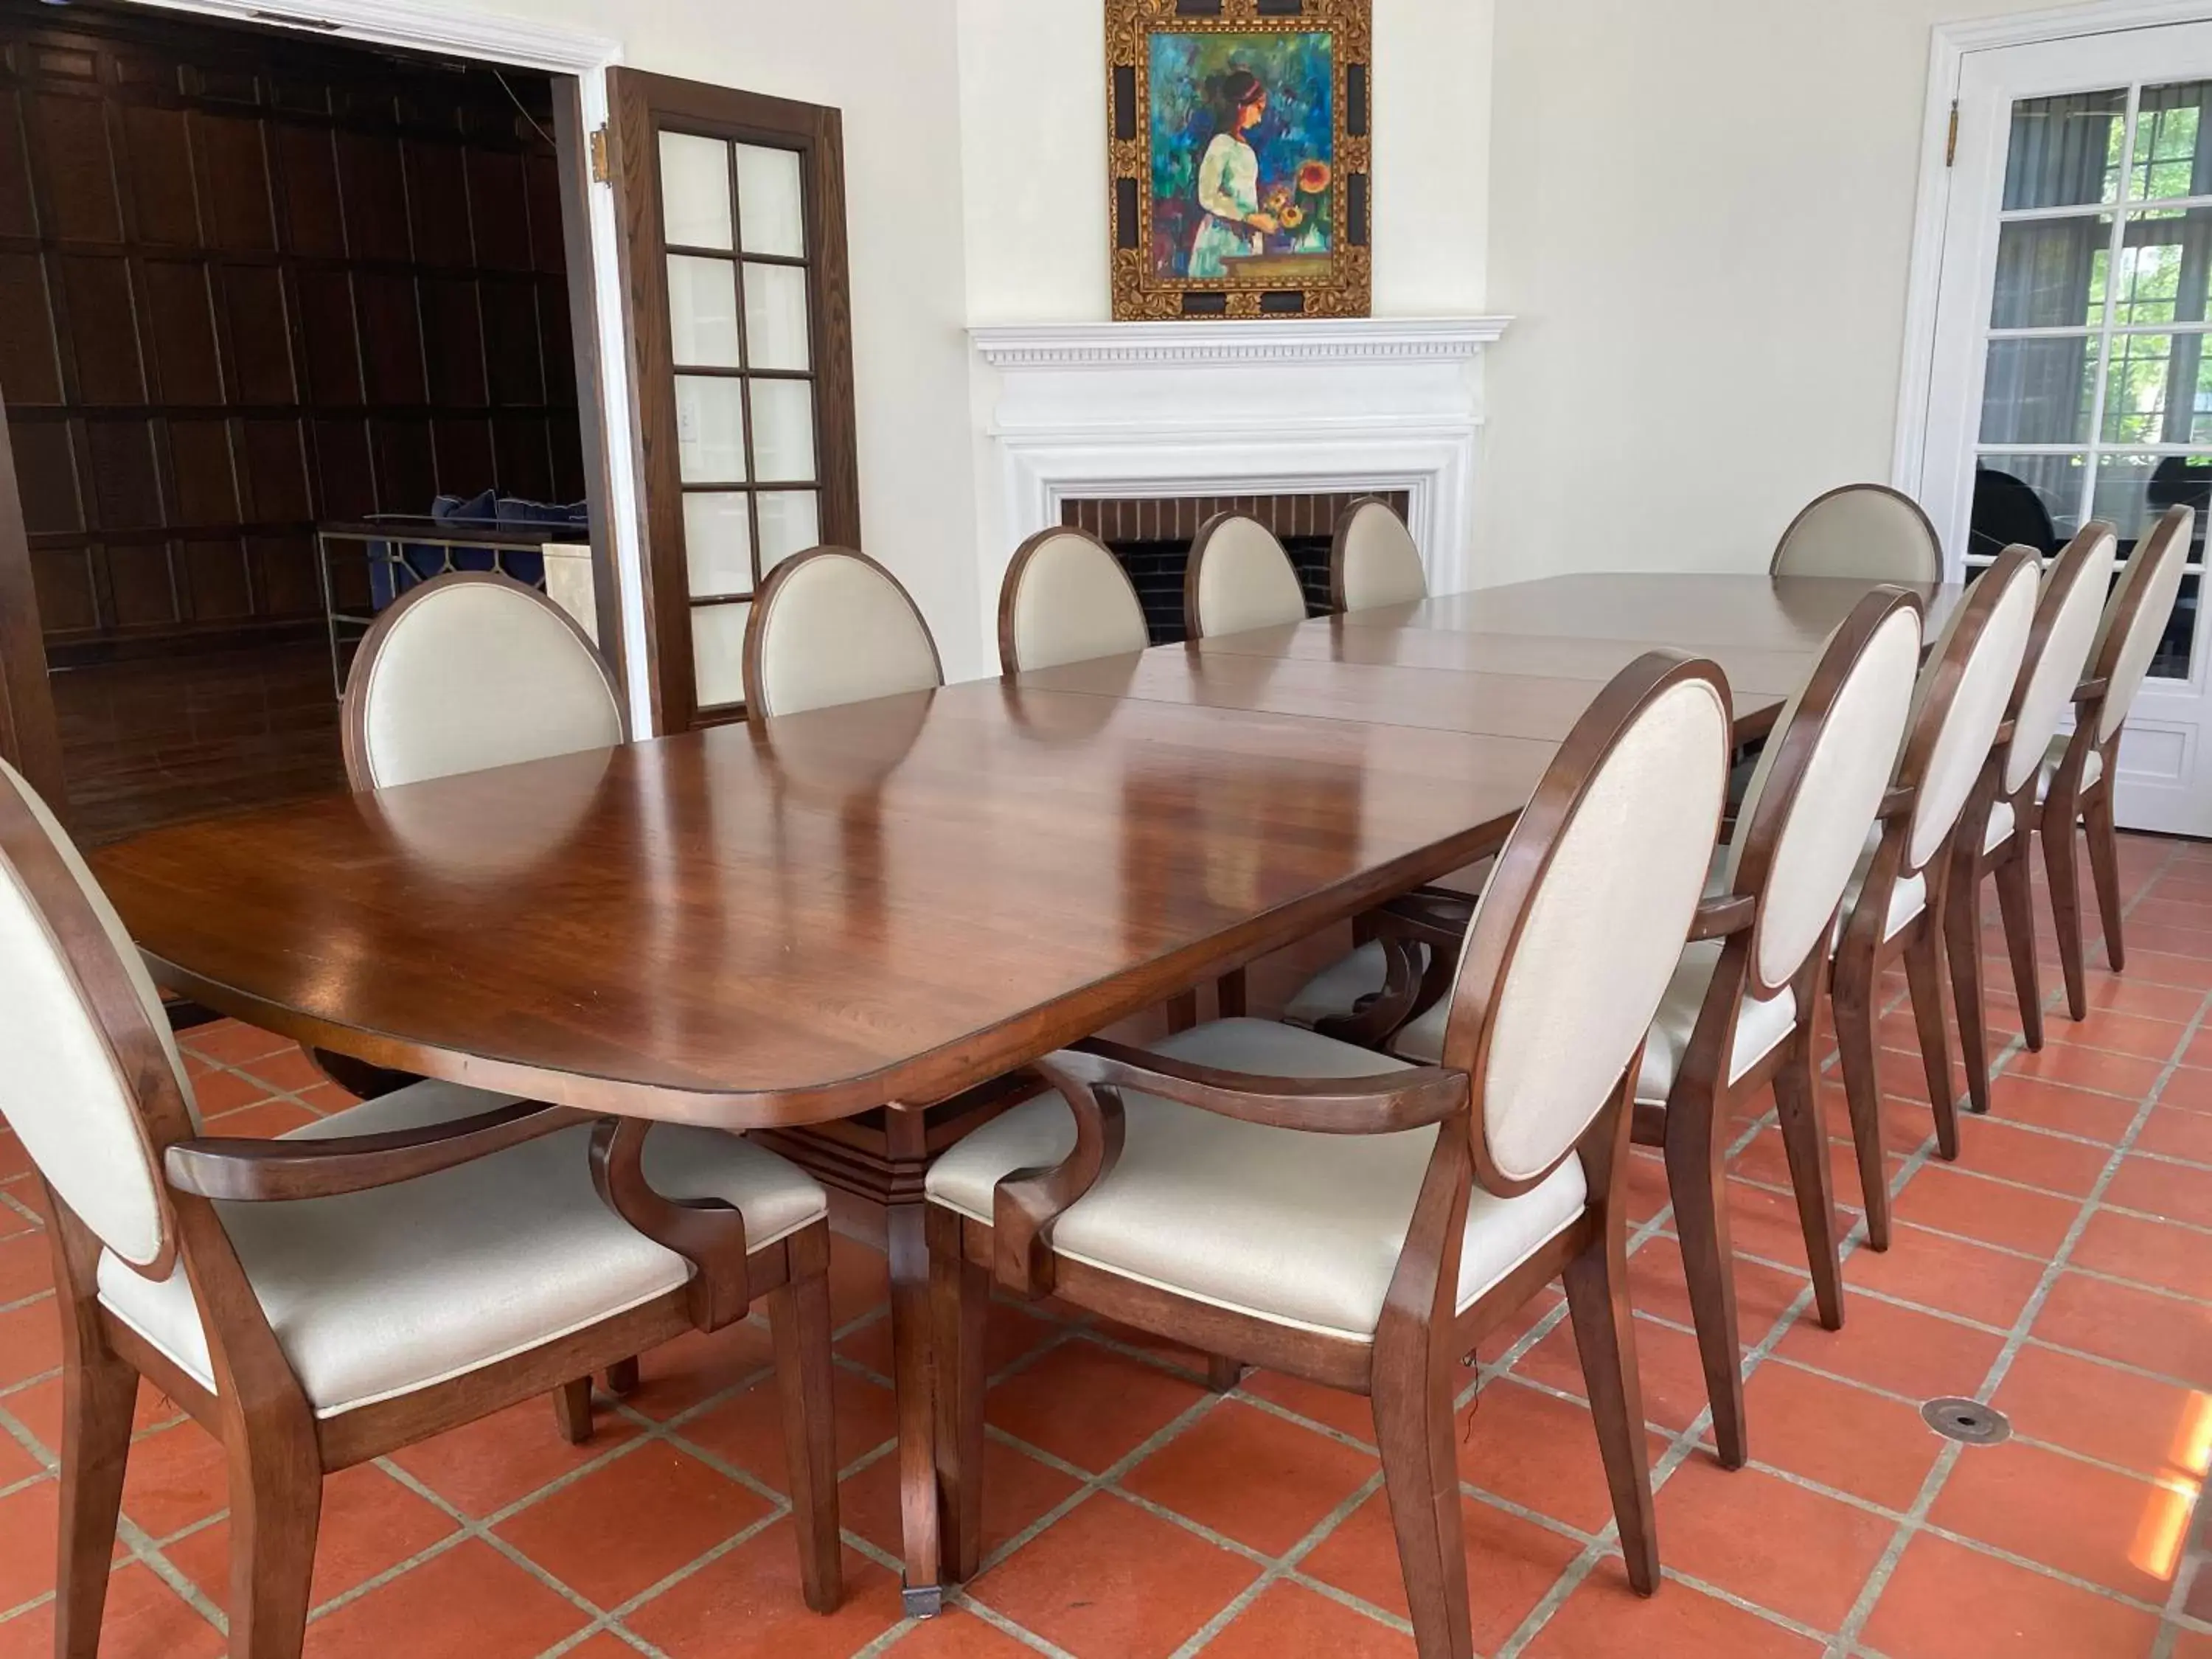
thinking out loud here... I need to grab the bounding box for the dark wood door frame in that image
[0,384,63,807]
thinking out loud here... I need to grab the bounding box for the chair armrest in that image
[1687,893,1756,942]
[590,1119,751,1331]
[1373,888,1476,953]
[1062,1037,1468,1135]
[164,1100,594,1202]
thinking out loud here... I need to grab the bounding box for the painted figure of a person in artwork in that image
[1187,69,1276,279]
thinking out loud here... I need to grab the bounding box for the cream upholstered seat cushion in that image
[1837,833,1927,944]
[753,550,942,716]
[97,1081,827,1419]
[2039,732,2104,799]
[356,579,622,790]
[1634,942,1797,1105]
[1770,486,1942,583]
[1336,503,1427,611]
[1985,798,2017,854]
[1192,517,1308,638]
[1281,939,1433,1032]
[2004,532,2117,796]
[1006,531,1150,672]
[924,1019,1586,1343]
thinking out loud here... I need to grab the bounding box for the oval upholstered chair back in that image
[1771,484,1944,585]
[998,527,1150,673]
[745,546,945,719]
[1185,512,1307,640]
[2002,526,2119,796]
[343,572,624,790]
[1329,499,1427,612]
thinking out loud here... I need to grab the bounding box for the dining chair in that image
[1330,497,1427,611]
[1183,511,1309,640]
[2042,504,2195,1019]
[1831,547,2039,1250]
[1770,484,1945,584]
[0,759,844,1658]
[997,526,1150,673]
[925,650,1735,1658]
[341,570,625,791]
[745,545,944,718]
[1942,524,2118,1113]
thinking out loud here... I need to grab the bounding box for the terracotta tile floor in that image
[4,835,2212,1655]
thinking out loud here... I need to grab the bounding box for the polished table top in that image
[93,571,1944,1129]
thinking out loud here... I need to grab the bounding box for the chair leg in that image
[55,1350,136,1658]
[1992,842,2043,1053]
[1943,868,1993,1116]
[1206,1355,1242,1392]
[1662,1085,1745,1470]
[2043,811,2089,1021]
[1902,924,1960,1162]
[1562,1225,1659,1595]
[1165,990,1199,1033]
[1772,1041,1844,1332]
[1217,968,1248,1020]
[552,1378,593,1445]
[928,1208,988,1585]
[225,1410,323,1659]
[1371,1329,1474,1658]
[604,1357,641,1397]
[771,1262,844,1613]
[2084,786,2126,974]
[1831,947,1893,1251]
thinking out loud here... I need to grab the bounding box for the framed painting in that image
[1107,0,1371,321]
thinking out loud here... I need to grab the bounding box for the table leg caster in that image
[902,1582,944,1618]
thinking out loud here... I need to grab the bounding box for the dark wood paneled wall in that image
[0,4,584,659]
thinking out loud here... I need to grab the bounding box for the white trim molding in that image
[122,0,620,72]
[1892,0,2212,495]
[972,317,1509,608]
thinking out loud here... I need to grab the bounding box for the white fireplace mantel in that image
[969,316,1511,605]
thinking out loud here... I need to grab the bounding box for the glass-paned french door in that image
[606,72,860,731]
[1920,23,2212,833]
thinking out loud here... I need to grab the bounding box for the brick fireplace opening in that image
[1062,490,1413,644]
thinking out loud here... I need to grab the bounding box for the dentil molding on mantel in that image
[969,316,1512,371]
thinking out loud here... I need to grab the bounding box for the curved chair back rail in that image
[998,526,1150,674]
[743,546,945,720]
[1329,498,1427,613]
[2003,526,2120,796]
[0,759,194,1273]
[2087,505,2196,745]
[1439,651,1734,1194]
[1900,547,2042,874]
[341,571,624,791]
[1183,512,1309,641]
[1770,483,1945,584]
[1728,588,1927,997]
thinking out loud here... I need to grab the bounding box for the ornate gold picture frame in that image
[1107,0,1371,321]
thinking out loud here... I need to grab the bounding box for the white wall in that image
[1477,0,2063,586]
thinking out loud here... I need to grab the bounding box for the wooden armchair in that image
[2039,505,2195,1018]
[923,652,1736,1659]
[1829,548,2039,1248]
[0,761,842,1659]
[1944,525,2118,1113]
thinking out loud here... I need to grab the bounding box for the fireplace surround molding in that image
[970,316,1511,619]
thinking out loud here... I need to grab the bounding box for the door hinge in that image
[588,125,611,184]
[1946,100,1959,167]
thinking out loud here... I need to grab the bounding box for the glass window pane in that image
[2103,333,2212,445]
[2132,82,2212,203]
[2113,208,2211,327]
[667,255,742,369]
[1974,452,2087,544]
[658,132,732,251]
[749,378,815,482]
[2154,570,2199,678]
[2096,451,2212,547]
[692,600,751,709]
[2003,89,2127,209]
[683,491,754,597]
[1992,217,2110,328]
[756,490,820,569]
[742,262,811,372]
[735,143,806,258]
[675,376,747,484]
[1981,338,2097,445]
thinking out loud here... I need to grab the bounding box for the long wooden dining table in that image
[90,569,1955,1613]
